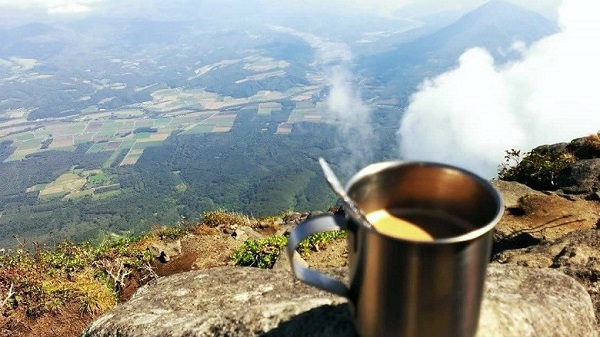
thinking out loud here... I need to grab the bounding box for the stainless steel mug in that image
[287,161,503,337]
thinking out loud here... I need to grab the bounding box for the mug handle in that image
[286,213,350,297]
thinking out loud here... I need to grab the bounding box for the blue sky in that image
[0,0,561,20]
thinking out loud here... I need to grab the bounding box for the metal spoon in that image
[318,157,374,230]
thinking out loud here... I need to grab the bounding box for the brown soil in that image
[303,238,348,269]
[495,193,600,242]
[1,302,95,337]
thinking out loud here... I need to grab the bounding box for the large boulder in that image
[566,137,600,160]
[493,229,600,320]
[513,137,600,196]
[556,158,600,195]
[492,181,600,245]
[81,265,596,337]
[480,265,596,337]
[148,240,182,263]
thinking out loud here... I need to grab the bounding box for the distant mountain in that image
[416,0,558,59]
[363,0,558,92]
[0,23,67,58]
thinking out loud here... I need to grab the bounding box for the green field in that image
[119,139,137,148]
[11,133,36,141]
[215,119,235,127]
[134,119,154,128]
[92,189,121,200]
[153,118,172,128]
[74,133,95,143]
[88,171,107,183]
[133,140,164,149]
[48,123,85,135]
[39,190,67,200]
[27,183,47,192]
[15,137,43,148]
[257,102,282,116]
[87,143,109,153]
[182,124,214,135]
[5,147,40,161]
[288,109,307,122]
[64,189,94,200]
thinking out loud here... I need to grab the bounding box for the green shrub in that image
[230,230,346,269]
[40,241,95,274]
[498,148,576,190]
[230,236,287,269]
[297,230,346,256]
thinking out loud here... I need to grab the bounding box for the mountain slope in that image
[363,0,558,89]
[415,0,558,61]
[0,23,67,58]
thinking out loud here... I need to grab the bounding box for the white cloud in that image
[0,0,103,15]
[397,0,600,178]
[327,66,375,174]
[48,3,93,14]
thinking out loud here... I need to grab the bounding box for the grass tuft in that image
[582,133,600,151]
[498,148,576,190]
[201,210,254,228]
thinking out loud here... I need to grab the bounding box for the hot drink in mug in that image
[287,161,503,337]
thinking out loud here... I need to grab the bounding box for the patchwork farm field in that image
[0,94,333,166]
[0,81,336,206]
[31,169,117,201]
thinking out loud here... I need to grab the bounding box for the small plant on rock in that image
[230,230,346,269]
[498,148,576,190]
[297,230,346,255]
[230,236,287,269]
[582,133,600,152]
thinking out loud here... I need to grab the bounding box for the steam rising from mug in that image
[398,0,600,178]
[327,66,375,175]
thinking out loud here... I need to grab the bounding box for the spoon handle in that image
[318,158,373,229]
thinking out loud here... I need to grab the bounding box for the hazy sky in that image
[0,0,562,20]
[349,0,561,18]
[398,0,600,178]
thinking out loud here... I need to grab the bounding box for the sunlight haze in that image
[0,0,562,20]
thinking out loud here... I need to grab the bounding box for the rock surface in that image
[493,229,600,320]
[528,136,600,197]
[492,181,600,245]
[148,240,182,262]
[81,264,596,337]
[491,180,545,209]
[479,265,596,337]
[556,158,600,194]
[566,137,600,161]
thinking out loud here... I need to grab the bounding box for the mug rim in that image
[345,160,504,245]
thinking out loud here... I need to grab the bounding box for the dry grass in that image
[582,133,600,150]
[201,210,255,228]
[0,237,156,337]
[0,210,327,337]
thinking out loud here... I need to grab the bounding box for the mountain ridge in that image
[364,0,558,91]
